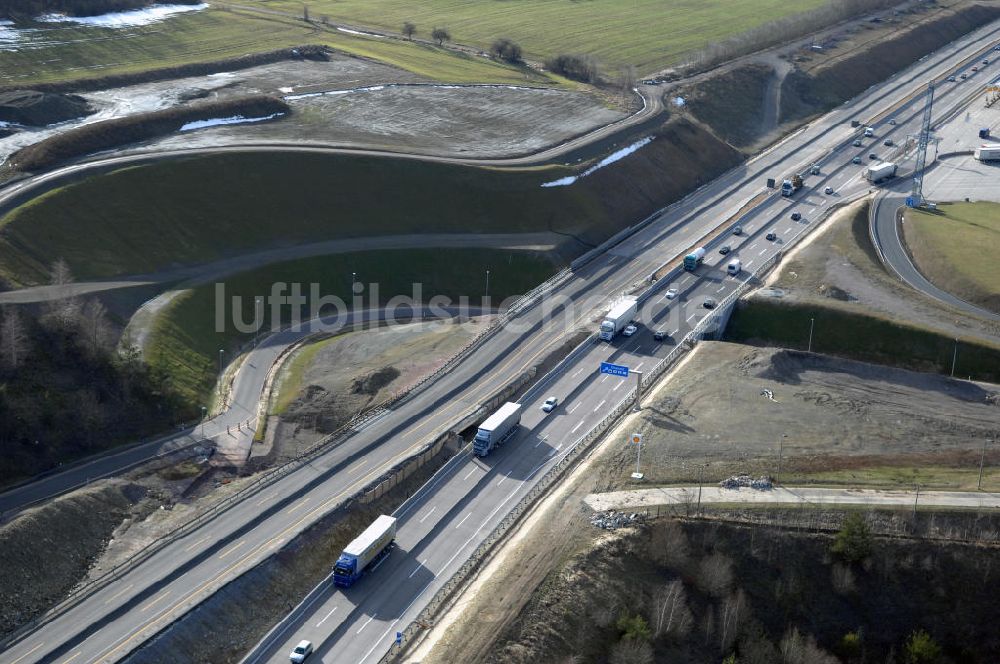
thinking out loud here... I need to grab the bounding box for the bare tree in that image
[609,638,653,664]
[781,627,840,664]
[491,37,523,63]
[302,4,309,21]
[0,307,28,370]
[618,64,637,101]
[82,299,113,356]
[402,21,416,39]
[45,258,81,330]
[697,552,735,597]
[718,589,746,653]
[653,579,694,639]
[431,27,450,46]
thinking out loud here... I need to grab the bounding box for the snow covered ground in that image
[37,3,207,28]
[541,136,653,187]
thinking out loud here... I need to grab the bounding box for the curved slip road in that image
[871,190,1000,322]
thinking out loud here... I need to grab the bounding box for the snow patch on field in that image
[541,136,654,188]
[37,3,207,27]
[337,27,383,38]
[180,112,285,132]
[0,18,19,49]
[283,82,537,101]
[672,96,686,107]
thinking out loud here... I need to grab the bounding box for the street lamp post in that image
[255,296,263,346]
[951,338,958,377]
[485,269,490,303]
[777,434,787,484]
[200,405,207,438]
[630,432,643,480]
[979,437,990,491]
[807,317,815,353]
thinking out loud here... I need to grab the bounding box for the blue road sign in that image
[396,632,403,645]
[600,362,629,377]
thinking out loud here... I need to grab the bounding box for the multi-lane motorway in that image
[4,18,1000,664]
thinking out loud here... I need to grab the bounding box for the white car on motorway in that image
[665,288,678,299]
[542,396,558,412]
[623,324,638,337]
[290,640,313,663]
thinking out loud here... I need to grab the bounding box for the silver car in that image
[542,396,558,412]
[290,640,313,663]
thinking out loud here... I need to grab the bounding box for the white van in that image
[727,259,742,276]
[863,127,874,137]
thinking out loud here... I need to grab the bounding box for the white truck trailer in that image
[333,515,397,588]
[974,143,1000,161]
[474,402,522,457]
[599,296,638,341]
[866,161,897,183]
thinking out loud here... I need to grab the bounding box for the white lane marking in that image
[316,605,339,627]
[418,506,437,523]
[670,329,679,336]
[571,366,583,378]
[347,460,368,475]
[758,248,768,255]
[254,493,273,506]
[717,285,726,293]
[571,420,584,434]
[218,540,245,559]
[497,474,508,486]
[634,362,644,370]
[533,433,549,449]
[686,312,698,322]
[140,590,171,612]
[567,403,580,414]
[356,615,375,634]
[104,583,135,606]
[748,243,758,250]
[744,260,754,268]
[463,467,477,481]
[613,380,624,392]
[286,498,310,514]
[9,643,44,664]
[183,535,211,552]
[593,399,606,413]
[455,513,473,529]
[600,374,609,383]
[58,653,81,664]
[408,561,426,579]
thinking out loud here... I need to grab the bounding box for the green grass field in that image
[0,151,602,286]
[725,299,1000,384]
[146,249,557,404]
[0,7,542,88]
[252,0,828,73]
[906,202,1000,313]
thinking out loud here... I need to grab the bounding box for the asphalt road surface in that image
[4,19,1000,664]
[584,486,1000,511]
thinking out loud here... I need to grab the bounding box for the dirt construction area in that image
[262,318,484,461]
[0,53,623,164]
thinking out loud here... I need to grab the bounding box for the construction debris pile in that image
[719,474,773,490]
[589,511,643,530]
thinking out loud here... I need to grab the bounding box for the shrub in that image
[831,513,873,563]
[546,54,599,83]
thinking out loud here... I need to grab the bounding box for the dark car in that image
[732,225,742,235]
[883,138,893,146]
[790,211,801,221]
[868,153,878,160]
[703,298,717,309]
[654,330,666,341]
[719,245,731,255]
[766,232,777,241]
[852,139,863,147]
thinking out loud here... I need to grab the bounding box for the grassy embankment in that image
[146,248,557,405]
[725,299,1000,384]
[905,201,1000,314]
[0,152,594,286]
[0,7,546,89]
[256,0,828,73]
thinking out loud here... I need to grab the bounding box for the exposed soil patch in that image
[0,90,93,126]
[0,480,147,640]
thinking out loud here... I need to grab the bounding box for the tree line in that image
[0,261,190,487]
[0,0,201,20]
